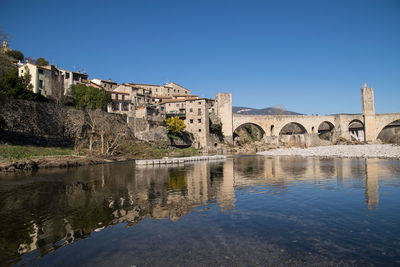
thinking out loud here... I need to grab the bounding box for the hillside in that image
[233,106,301,115]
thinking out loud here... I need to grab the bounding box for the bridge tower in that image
[361,83,377,142]
[215,93,233,143]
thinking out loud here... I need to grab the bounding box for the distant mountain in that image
[233,106,301,115]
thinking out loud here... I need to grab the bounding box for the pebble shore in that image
[257,144,400,159]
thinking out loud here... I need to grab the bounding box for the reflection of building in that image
[4,157,389,264]
[365,159,379,210]
[3,161,235,262]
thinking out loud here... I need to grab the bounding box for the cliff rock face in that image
[128,118,168,143]
[0,97,132,146]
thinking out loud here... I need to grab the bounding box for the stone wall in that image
[0,97,131,147]
[128,118,168,143]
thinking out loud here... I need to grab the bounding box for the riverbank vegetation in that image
[0,142,199,171]
[0,144,76,163]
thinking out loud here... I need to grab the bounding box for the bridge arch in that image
[318,121,335,141]
[376,119,400,143]
[233,122,266,143]
[375,114,400,140]
[348,119,365,142]
[279,122,308,135]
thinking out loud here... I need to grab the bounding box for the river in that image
[1,156,400,266]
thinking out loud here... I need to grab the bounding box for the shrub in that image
[166,116,186,134]
[71,84,111,110]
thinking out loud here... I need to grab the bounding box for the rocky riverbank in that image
[257,144,400,159]
[0,155,129,172]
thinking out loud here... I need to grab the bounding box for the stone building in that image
[107,83,152,119]
[18,63,64,99]
[161,99,187,116]
[128,82,191,97]
[91,78,118,91]
[18,62,88,98]
[184,98,212,149]
[57,67,88,95]
[105,80,223,149]
[1,41,11,53]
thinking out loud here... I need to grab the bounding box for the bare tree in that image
[86,110,131,155]
[0,26,10,44]
[86,110,102,152]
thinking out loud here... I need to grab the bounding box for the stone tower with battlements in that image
[361,83,377,142]
[215,93,233,143]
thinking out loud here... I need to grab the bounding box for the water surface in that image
[1,156,400,266]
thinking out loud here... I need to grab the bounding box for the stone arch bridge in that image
[232,113,400,142]
[215,86,400,145]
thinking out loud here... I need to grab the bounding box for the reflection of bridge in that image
[227,157,382,210]
[216,85,400,144]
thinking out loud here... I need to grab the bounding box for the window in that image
[160,107,164,111]
[190,108,193,112]
[190,119,193,123]
[112,102,119,111]
[39,80,43,88]
[198,108,201,115]
[198,119,201,123]
[198,129,202,132]
[198,102,201,105]
[38,69,44,74]
[20,69,23,74]
[66,72,70,79]
[168,103,171,106]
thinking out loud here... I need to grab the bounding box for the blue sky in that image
[1,0,399,114]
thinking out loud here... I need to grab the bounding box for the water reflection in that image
[0,157,398,265]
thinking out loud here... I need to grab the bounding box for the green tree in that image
[0,66,46,101]
[0,53,15,78]
[35,57,48,66]
[5,50,24,61]
[71,84,111,110]
[166,116,186,134]
[210,121,222,134]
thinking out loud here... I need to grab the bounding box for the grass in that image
[118,142,199,159]
[0,144,76,162]
[0,142,199,164]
